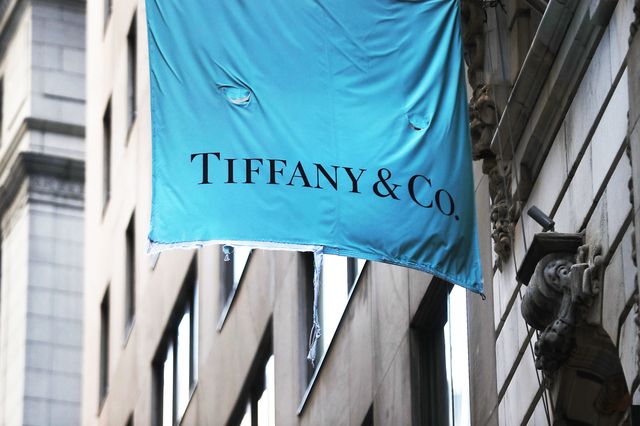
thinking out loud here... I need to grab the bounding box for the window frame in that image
[361,405,373,426]
[152,261,199,426]
[297,254,367,415]
[126,12,137,138]
[217,247,253,330]
[409,280,451,426]
[124,212,136,342]
[102,98,112,215]
[227,322,274,426]
[99,285,110,411]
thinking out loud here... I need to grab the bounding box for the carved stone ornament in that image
[485,157,515,269]
[461,0,515,268]
[629,0,640,43]
[521,240,631,423]
[460,1,485,89]
[523,245,603,371]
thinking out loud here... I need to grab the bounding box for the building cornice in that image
[491,0,616,203]
[0,150,84,219]
[0,116,84,176]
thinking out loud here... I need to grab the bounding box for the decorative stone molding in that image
[461,0,515,268]
[29,175,84,200]
[627,138,639,351]
[0,151,84,219]
[629,0,640,43]
[626,132,640,398]
[485,158,516,269]
[469,85,497,160]
[461,1,486,89]
[552,325,631,422]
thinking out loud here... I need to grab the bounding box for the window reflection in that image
[256,356,275,426]
[176,308,191,417]
[444,285,471,426]
[310,255,366,374]
[220,246,253,322]
[161,344,173,426]
[231,351,275,425]
[154,273,198,426]
[410,281,471,426]
[233,247,252,288]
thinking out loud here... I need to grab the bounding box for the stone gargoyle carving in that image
[521,244,603,372]
[520,235,632,424]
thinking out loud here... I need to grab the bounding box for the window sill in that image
[297,261,368,416]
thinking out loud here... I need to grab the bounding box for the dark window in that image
[228,326,274,426]
[219,246,252,322]
[126,14,137,132]
[99,286,110,406]
[125,413,133,426]
[153,264,199,426]
[631,405,640,424]
[361,405,373,426]
[102,100,112,210]
[410,280,451,426]
[125,213,135,335]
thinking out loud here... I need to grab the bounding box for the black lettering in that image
[314,163,339,190]
[267,159,287,185]
[287,161,312,187]
[343,167,366,193]
[190,152,221,184]
[408,175,433,208]
[244,158,263,184]
[435,189,455,216]
[372,168,400,200]
[225,158,237,184]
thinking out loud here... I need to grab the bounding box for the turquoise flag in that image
[146,0,483,293]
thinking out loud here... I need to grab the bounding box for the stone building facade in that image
[83,1,473,426]
[464,0,640,424]
[0,0,85,424]
[84,0,640,424]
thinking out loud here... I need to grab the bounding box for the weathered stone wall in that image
[468,0,640,424]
